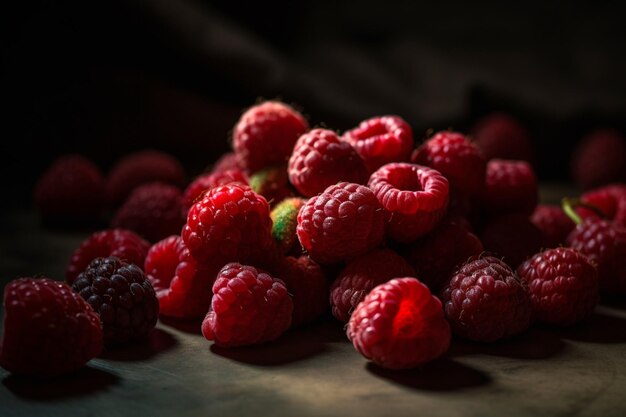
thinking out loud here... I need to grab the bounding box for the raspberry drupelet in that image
[202,263,293,347]
[341,115,414,172]
[440,256,531,342]
[411,131,486,197]
[288,128,368,197]
[182,183,273,265]
[518,248,598,326]
[348,277,451,369]
[0,278,103,376]
[234,101,309,173]
[368,163,449,243]
[330,248,415,323]
[296,182,385,264]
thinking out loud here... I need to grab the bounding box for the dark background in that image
[2,0,626,209]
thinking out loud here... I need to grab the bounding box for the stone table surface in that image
[1,185,626,417]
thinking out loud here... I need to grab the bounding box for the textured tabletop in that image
[1,185,625,417]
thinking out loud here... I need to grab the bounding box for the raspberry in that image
[107,150,186,206]
[578,184,626,226]
[183,169,248,213]
[66,229,150,284]
[275,256,328,327]
[145,236,219,319]
[296,182,385,264]
[471,113,534,163]
[341,115,414,172]
[112,183,185,242]
[571,129,626,190]
[480,213,543,268]
[517,248,598,326]
[531,204,575,248]
[0,278,103,376]
[182,183,273,264]
[330,249,415,323]
[211,152,242,174]
[368,163,449,242]
[201,263,293,346]
[567,218,626,295]
[249,165,294,206]
[347,278,450,369]
[234,101,309,173]
[411,131,486,196]
[405,218,483,292]
[481,159,538,216]
[271,197,306,254]
[288,129,368,197]
[34,155,105,222]
[440,256,531,342]
[72,257,159,345]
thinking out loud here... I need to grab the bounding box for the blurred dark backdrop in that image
[2,0,626,209]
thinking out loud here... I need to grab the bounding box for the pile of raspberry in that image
[2,103,624,376]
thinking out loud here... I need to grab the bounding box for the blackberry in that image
[72,257,159,345]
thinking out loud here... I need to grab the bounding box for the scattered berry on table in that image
[0,278,103,375]
[202,263,293,347]
[330,248,415,323]
[368,162,449,242]
[296,182,385,264]
[288,128,368,197]
[348,277,451,369]
[34,154,106,222]
[112,182,185,242]
[234,101,308,173]
[72,257,159,345]
[441,256,532,342]
[341,115,414,172]
[107,150,186,206]
[66,229,150,284]
[480,213,543,269]
[518,248,598,326]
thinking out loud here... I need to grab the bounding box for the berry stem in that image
[561,198,606,225]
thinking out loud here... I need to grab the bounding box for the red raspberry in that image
[0,278,103,375]
[481,213,543,269]
[34,155,105,221]
[201,263,293,346]
[183,169,248,213]
[411,131,486,197]
[368,163,449,242]
[112,183,185,242]
[275,256,328,327]
[296,182,385,264]
[234,101,309,173]
[531,204,575,248]
[211,152,242,174]
[66,229,150,284]
[341,116,414,172]
[72,257,159,345]
[481,159,538,216]
[567,218,626,295]
[330,249,415,323]
[405,218,484,292]
[471,113,534,163]
[288,129,368,197]
[578,184,626,226]
[107,150,186,206]
[145,236,219,319]
[517,248,598,326]
[271,197,307,255]
[249,165,294,206]
[182,183,273,264]
[348,278,450,369]
[440,256,531,342]
[571,129,626,190]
